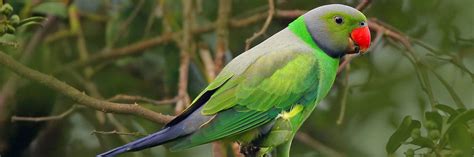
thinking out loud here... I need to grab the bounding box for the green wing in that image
[202,50,319,114]
[170,49,320,150]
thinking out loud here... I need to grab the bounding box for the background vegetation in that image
[0,0,472,157]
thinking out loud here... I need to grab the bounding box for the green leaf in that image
[386,116,422,154]
[440,109,474,149]
[435,104,459,122]
[449,109,474,126]
[448,124,472,157]
[32,2,67,18]
[410,137,435,148]
[19,17,45,26]
[435,104,458,115]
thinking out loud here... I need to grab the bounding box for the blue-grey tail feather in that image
[97,105,214,157]
[97,127,179,157]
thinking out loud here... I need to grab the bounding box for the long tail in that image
[97,101,215,157]
[97,127,180,157]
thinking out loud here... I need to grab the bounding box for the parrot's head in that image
[303,4,371,58]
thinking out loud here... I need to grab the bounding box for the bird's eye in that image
[334,16,344,25]
[360,21,367,26]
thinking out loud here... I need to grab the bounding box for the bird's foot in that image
[240,145,260,157]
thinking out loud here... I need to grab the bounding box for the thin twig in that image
[57,33,174,73]
[369,18,439,108]
[108,94,178,106]
[368,18,411,49]
[199,44,217,81]
[11,105,79,122]
[114,0,145,45]
[355,0,372,11]
[91,130,147,137]
[428,68,466,109]
[337,31,383,74]
[385,39,438,109]
[245,0,275,50]
[295,132,345,157]
[106,114,135,142]
[426,54,474,81]
[336,66,350,125]
[57,9,306,72]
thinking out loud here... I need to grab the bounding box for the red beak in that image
[350,26,371,54]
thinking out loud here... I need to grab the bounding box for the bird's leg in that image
[240,105,304,157]
[254,105,303,157]
[240,144,261,157]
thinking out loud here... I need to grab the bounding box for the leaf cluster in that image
[0,3,43,36]
[387,105,474,157]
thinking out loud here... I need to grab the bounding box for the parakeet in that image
[98,4,371,157]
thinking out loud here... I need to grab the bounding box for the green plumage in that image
[168,17,339,153]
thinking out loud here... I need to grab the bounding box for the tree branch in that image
[0,51,174,124]
[245,0,275,50]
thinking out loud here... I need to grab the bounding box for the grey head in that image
[303,4,370,58]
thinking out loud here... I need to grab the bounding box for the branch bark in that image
[0,51,174,124]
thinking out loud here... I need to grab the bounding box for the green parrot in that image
[98,4,371,157]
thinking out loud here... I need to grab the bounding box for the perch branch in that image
[0,51,174,124]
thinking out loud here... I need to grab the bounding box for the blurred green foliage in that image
[387,105,473,157]
[0,0,472,157]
